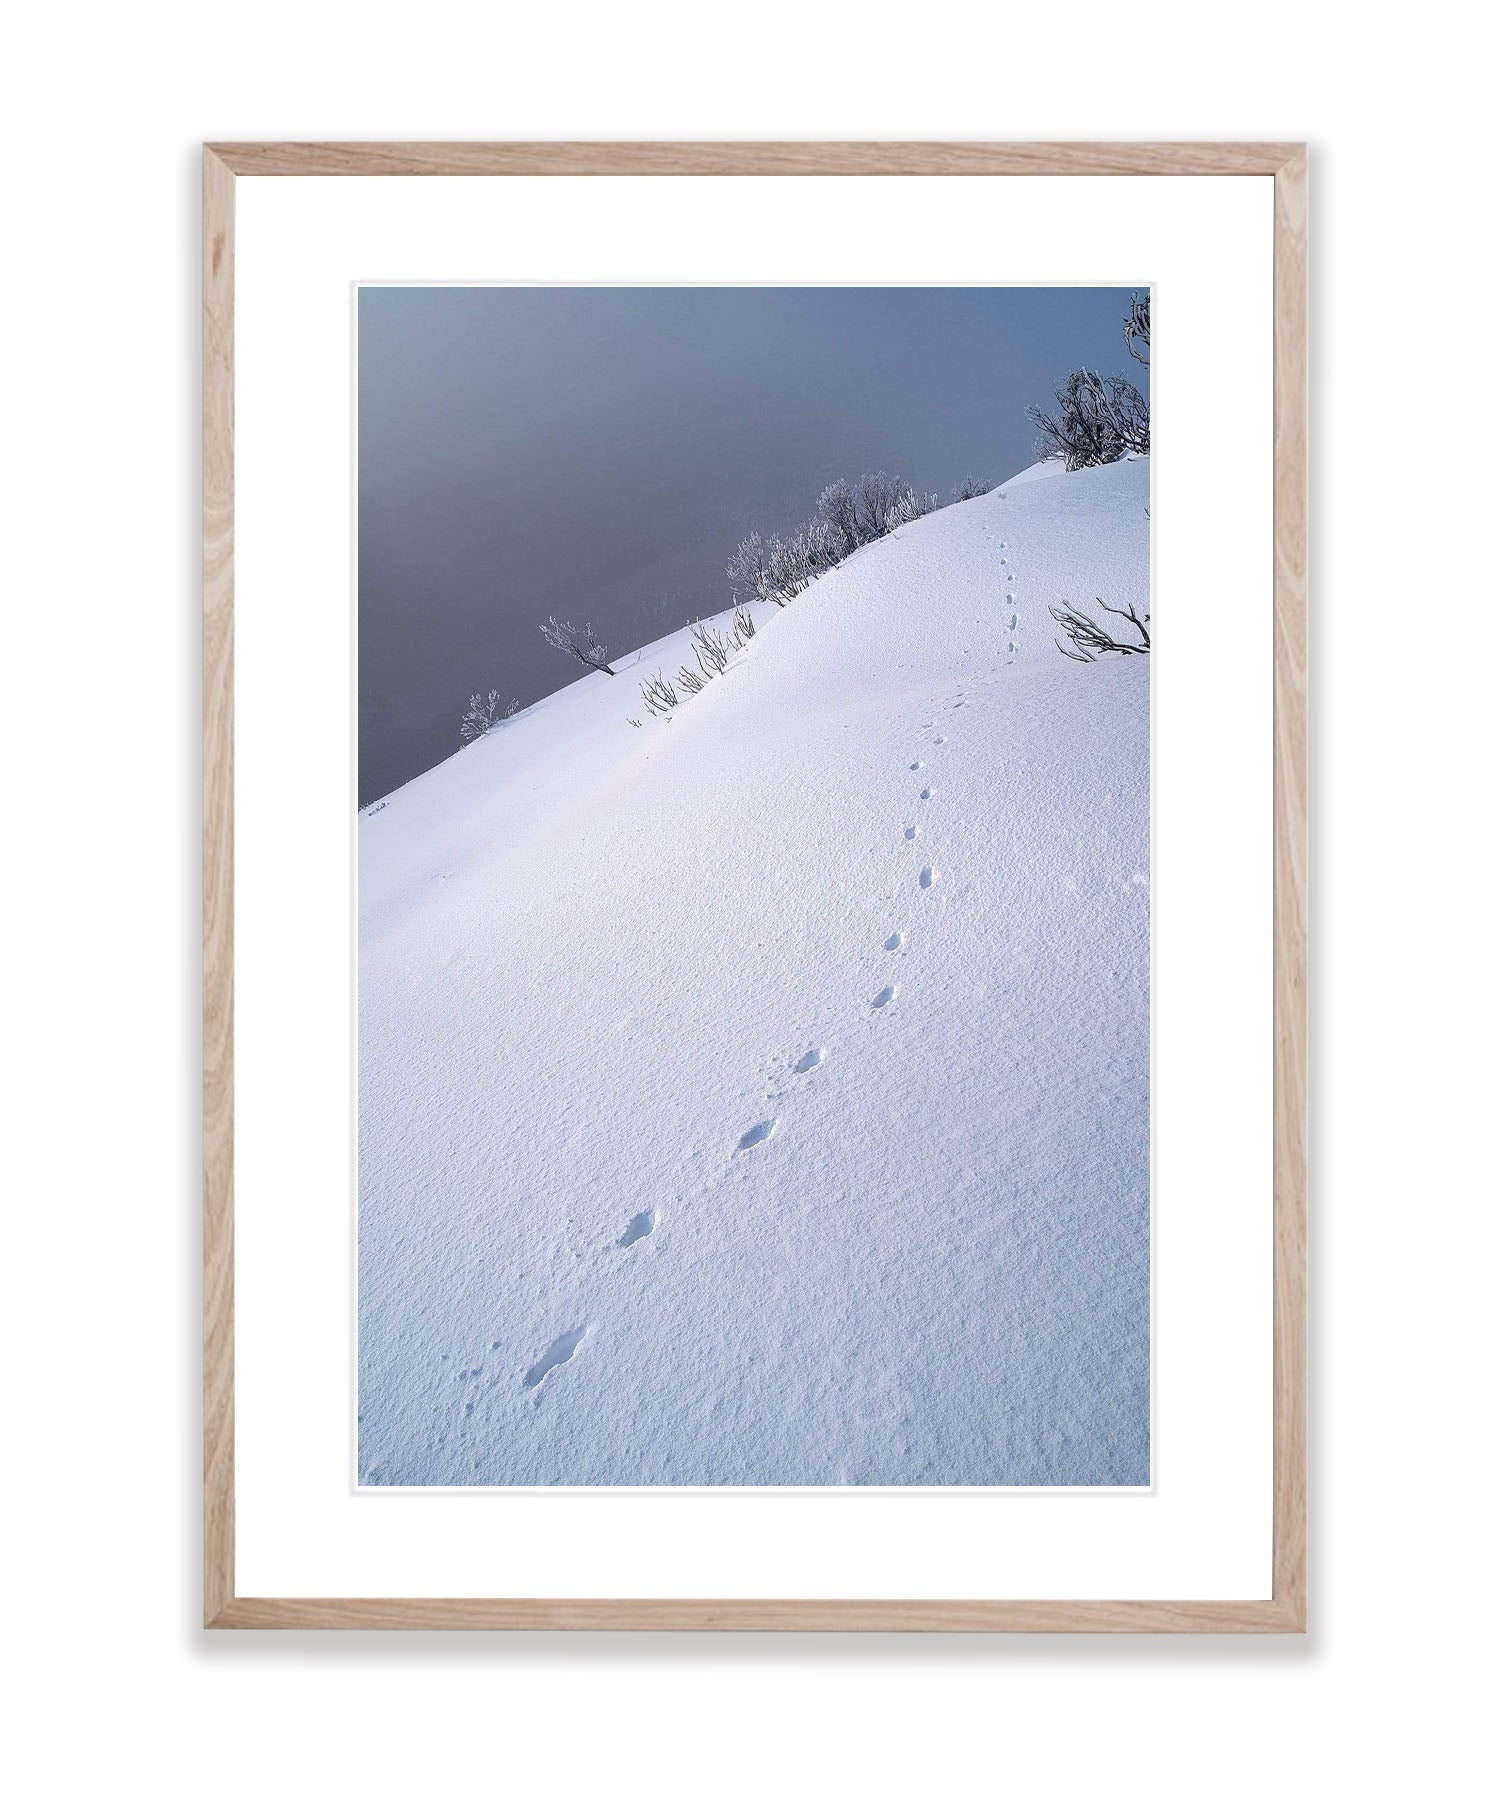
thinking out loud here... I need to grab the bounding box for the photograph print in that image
[357,285,1151,1487]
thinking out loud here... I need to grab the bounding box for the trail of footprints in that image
[486,541,1017,1410]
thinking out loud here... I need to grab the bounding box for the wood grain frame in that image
[203,140,1307,1632]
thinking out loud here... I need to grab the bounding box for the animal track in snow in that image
[523,1325,589,1392]
[617,1207,656,1248]
[919,866,936,889]
[919,786,933,800]
[932,736,946,746]
[737,1119,778,1152]
[792,1047,824,1074]
[910,760,923,771]
[904,825,920,840]
[871,985,897,1009]
[884,932,905,952]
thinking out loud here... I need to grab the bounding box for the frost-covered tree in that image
[729,471,941,612]
[883,486,941,532]
[730,521,839,606]
[772,519,842,598]
[1123,291,1150,366]
[853,471,907,544]
[458,690,516,745]
[816,478,861,557]
[952,476,994,501]
[727,531,777,604]
[1028,369,1150,470]
[540,615,615,675]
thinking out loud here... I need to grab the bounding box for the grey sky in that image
[358,285,1141,804]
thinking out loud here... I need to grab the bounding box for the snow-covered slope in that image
[359,456,1150,1486]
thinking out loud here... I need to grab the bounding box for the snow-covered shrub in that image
[1028,369,1150,471]
[640,671,679,717]
[729,470,939,613]
[732,607,755,644]
[540,615,615,675]
[730,522,840,607]
[849,471,896,540]
[677,665,707,694]
[952,476,994,501]
[458,690,516,745]
[816,478,861,557]
[853,471,908,544]
[1050,597,1150,661]
[767,523,840,603]
[816,471,934,548]
[727,531,779,605]
[883,486,941,532]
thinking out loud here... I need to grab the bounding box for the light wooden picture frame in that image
[203,140,1307,1632]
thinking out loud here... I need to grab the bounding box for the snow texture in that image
[358,456,1150,1486]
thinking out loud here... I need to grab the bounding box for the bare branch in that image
[639,671,679,717]
[540,615,615,675]
[1048,596,1151,661]
[691,620,734,676]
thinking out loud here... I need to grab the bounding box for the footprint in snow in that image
[792,1048,824,1075]
[920,867,936,889]
[904,825,920,840]
[871,985,897,1009]
[617,1207,656,1248]
[737,1119,778,1152]
[920,786,933,800]
[884,932,905,952]
[522,1325,590,1393]
[933,736,946,745]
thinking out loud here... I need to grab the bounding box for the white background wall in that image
[4,5,1492,1794]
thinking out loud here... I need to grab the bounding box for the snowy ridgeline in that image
[358,456,1151,1486]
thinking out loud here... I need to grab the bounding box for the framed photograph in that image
[204,141,1306,1630]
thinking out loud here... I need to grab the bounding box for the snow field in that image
[358,456,1150,1485]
